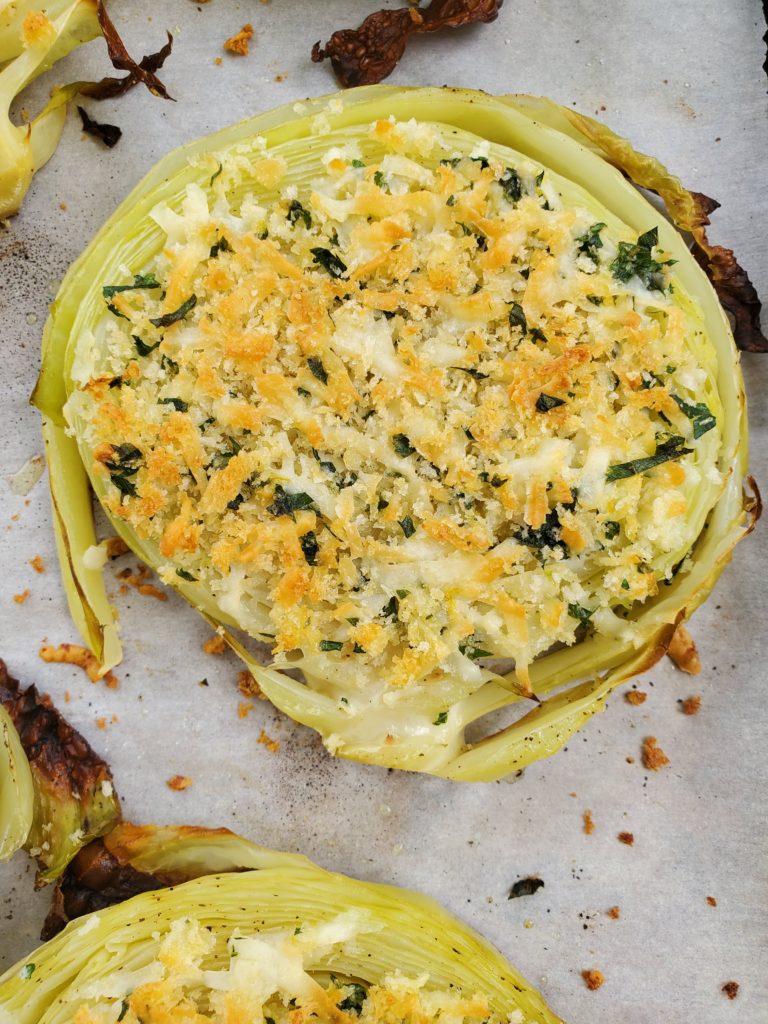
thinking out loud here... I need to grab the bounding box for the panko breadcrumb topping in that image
[625,689,646,705]
[39,643,119,688]
[68,917,512,1024]
[166,774,193,790]
[582,809,595,835]
[68,118,721,699]
[581,969,604,991]
[642,735,670,770]
[618,831,634,846]
[681,694,701,715]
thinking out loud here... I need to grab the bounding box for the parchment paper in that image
[1,2,766,1021]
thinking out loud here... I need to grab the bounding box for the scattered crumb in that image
[96,717,107,730]
[721,981,739,1000]
[625,755,635,764]
[224,23,254,55]
[238,700,254,719]
[116,564,167,601]
[706,896,718,907]
[581,969,605,991]
[59,201,67,211]
[642,735,670,771]
[214,56,222,65]
[63,690,70,703]
[681,695,701,716]
[29,555,45,573]
[618,831,634,846]
[607,906,621,919]
[203,633,227,655]
[583,809,595,835]
[569,791,577,798]
[625,690,647,706]
[13,589,30,604]
[667,623,701,674]
[105,536,130,559]
[508,877,545,899]
[274,73,286,82]
[39,642,119,688]
[522,918,534,929]
[238,669,265,699]
[167,774,193,791]
[258,727,280,753]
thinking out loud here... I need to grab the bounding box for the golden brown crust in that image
[642,735,670,771]
[581,969,605,991]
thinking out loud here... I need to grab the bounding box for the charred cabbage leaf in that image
[311,0,503,88]
[0,659,120,885]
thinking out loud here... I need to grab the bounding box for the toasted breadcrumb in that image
[105,536,130,559]
[706,895,718,907]
[667,623,701,674]
[214,56,222,65]
[96,717,107,730]
[39,642,119,688]
[581,970,604,991]
[618,831,634,846]
[13,589,30,604]
[607,906,620,919]
[64,690,70,703]
[258,727,280,753]
[238,700,254,718]
[642,735,670,771]
[625,689,646,705]
[167,774,193,791]
[29,555,45,573]
[681,695,701,715]
[116,564,167,601]
[721,982,739,1000]
[203,633,227,655]
[223,23,253,55]
[625,755,635,764]
[583,809,595,835]
[238,669,266,699]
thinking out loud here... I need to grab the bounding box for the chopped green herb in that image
[297,386,311,398]
[377,497,390,510]
[110,475,137,497]
[586,294,603,306]
[457,221,473,236]
[381,595,399,619]
[19,964,35,980]
[446,194,456,206]
[530,327,548,343]
[451,365,489,380]
[459,641,493,660]
[398,515,415,538]
[673,395,716,438]
[307,356,328,385]
[209,162,223,186]
[300,531,319,566]
[392,433,416,457]
[514,505,570,553]
[475,233,488,251]
[373,170,386,188]
[132,334,159,357]
[149,294,197,328]
[606,435,692,481]
[499,167,522,202]
[106,303,129,320]
[117,1001,129,1022]
[610,226,671,291]
[353,643,365,653]
[433,711,448,726]
[508,302,527,335]
[319,639,344,652]
[158,397,188,412]
[471,155,490,169]
[294,926,302,935]
[337,984,368,1015]
[102,273,161,299]
[604,520,621,540]
[176,568,197,582]
[351,159,364,168]
[209,236,231,259]
[568,603,594,623]
[576,222,605,262]
[337,471,358,490]
[396,589,410,599]
[535,393,566,412]
[313,245,348,278]
[287,200,312,229]
[160,354,179,375]
[267,485,314,518]
[621,579,630,590]
[535,170,545,186]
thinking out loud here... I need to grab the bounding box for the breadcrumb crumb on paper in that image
[642,735,670,770]
[681,695,702,715]
[581,969,605,991]
[203,633,227,655]
[721,981,739,1000]
[618,831,634,846]
[105,536,130,559]
[625,689,647,705]
[667,623,702,674]
[607,906,621,919]
[223,23,254,56]
[39,642,119,688]
[238,669,265,699]
[29,555,45,573]
[116,565,168,601]
[706,895,718,907]
[167,774,193,791]
[238,700,254,718]
[13,589,30,604]
[258,727,280,753]
[583,809,595,835]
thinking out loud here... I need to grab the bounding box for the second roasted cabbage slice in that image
[0,823,563,1024]
[35,86,757,780]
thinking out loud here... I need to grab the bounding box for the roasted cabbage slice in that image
[34,86,758,780]
[0,824,563,1024]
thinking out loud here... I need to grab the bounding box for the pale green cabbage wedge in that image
[0,704,33,861]
[1,825,563,1024]
[33,85,755,781]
